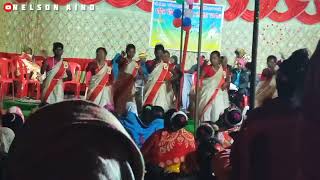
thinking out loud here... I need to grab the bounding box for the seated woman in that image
[141,111,195,175]
[119,102,164,148]
[15,47,41,81]
[183,124,232,180]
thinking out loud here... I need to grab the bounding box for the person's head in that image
[235,59,246,70]
[52,42,64,58]
[196,124,215,144]
[138,52,147,61]
[2,113,23,134]
[126,44,136,59]
[96,47,107,62]
[224,106,242,128]
[154,44,165,61]
[7,106,24,123]
[221,56,228,67]
[245,62,251,71]
[235,48,246,58]
[168,111,188,131]
[2,106,24,134]
[140,105,153,125]
[210,51,221,66]
[164,109,178,129]
[24,47,32,55]
[171,55,178,65]
[276,48,309,106]
[267,55,277,69]
[7,100,144,180]
[163,50,171,63]
[199,55,206,66]
[152,106,165,120]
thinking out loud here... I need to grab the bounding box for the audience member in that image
[230,48,310,180]
[164,108,178,129]
[231,58,250,108]
[0,127,14,154]
[183,124,231,180]
[7,100,145,180]
[140,104,154,125]
[142,111,195,176]
[1,106,24,134]
[120,102,164,148]
[255,55,278,108]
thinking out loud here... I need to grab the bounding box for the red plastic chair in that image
[14,57,41,100]
[84,71,92,99]
[64,62,81,98]
[21,66,41,100]
[0,58,15,98]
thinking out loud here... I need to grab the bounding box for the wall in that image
[0,0,319,72]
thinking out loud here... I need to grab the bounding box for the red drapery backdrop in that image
[12,0,320,24]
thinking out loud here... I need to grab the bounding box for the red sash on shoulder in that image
[144,64,169,106]
[200,76,225,119]
[88,67,111,101]
[43,62,66,102]
[131,63,140,78]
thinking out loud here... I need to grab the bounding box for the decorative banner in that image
[149,0,224,52]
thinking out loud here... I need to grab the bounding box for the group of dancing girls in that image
[38,42,230,122]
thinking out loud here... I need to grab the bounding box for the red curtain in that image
[105,0,137,8]
[241,0,279,22]
[14,0,29,3]
[136,0,152,12]
[224,0,249,21]
[51,0,71,5]
[12,0,320,25]
[268,0,309,22]
[78,0,101,5]
[296,0,320,25]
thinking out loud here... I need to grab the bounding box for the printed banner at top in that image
[149,0,224,52]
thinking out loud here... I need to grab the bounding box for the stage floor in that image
[3,97,40,118]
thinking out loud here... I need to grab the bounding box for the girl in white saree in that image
[198,51,229,122]
[41,42,72,104]
[86,47,113,108]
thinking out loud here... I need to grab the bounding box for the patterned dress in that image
[141,128,196,172]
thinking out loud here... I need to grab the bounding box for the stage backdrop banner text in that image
[149,0,224,52]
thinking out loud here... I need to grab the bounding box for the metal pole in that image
[195,0,204,130]
[176,2,185,110]
[177,30,190,110]
[249,0,260,109]
[179,3,185,65]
